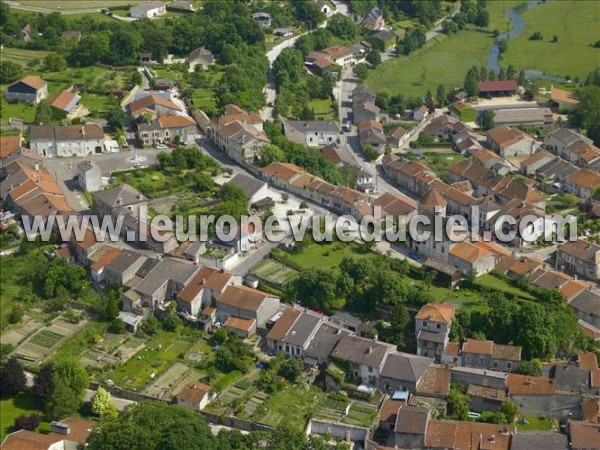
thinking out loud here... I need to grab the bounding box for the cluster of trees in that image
[1,2,268,112]
[448,385,518,424]
[349,0,444,27]
[272,48,335,120]
[257,354,305,394]
[286,246,433,345]
[571,85,600,146]
[444,0,489,33]
[214,182,250,221]
[375,90,425,114]
[32,357,89,420]
[463,64,525,96]
[326,13,359,41]
[263,121,358,188]
[395,27,427,56]
[86,401,347,450]
[451,290,591,359]
[210,330,255,374]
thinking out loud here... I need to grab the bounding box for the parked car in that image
[168,143,179,149]
[155,143,167,149]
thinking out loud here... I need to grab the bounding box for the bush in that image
[529,32,543,41]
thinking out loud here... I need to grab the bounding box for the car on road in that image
[168,143,179,149]
[133,162,143,168]
[155,143,167,149]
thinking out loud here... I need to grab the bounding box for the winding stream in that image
[486,0,566,81]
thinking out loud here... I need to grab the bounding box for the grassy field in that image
[501,1,600,79]
[273,241,371,272]
[16,0,143,9]
[476,274,535,301]
[0,253,32,327]
[0,392,46,441]
[0,47,50,67]
[485,0,524,33]
[364,31,495,97]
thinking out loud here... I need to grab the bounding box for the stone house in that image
[487,126,537,161]
[92,184,147,218]
[215,285,280,329]
[266,307,323,358]
[415,303,454,362]
[568,290,600,328]
[460,339,521,372]
[566,169,600,200]
[176,381,213,411]
[209,105,269,165]
[29,124,104,158]
[176,266,237,317]
[282,119,339,147]
[379,352,433,394]
[330,334,395,383]
[557,239,600,281]
[186,47,214,72]
[76,160,101,192]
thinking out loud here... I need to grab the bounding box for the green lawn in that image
[485,0,525,33]
[104,330,195,391]
[475,274,535,301]
[364,30,495,98]
[307,98,335,120]
[517,416,558,431]
[273,241,371,272]
[251,259,299,287]
[0,253,33,327]
[0,392,47,441]
[501,1,600,79]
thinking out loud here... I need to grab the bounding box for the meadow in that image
[364,31,495,98]
[501,1,600,79]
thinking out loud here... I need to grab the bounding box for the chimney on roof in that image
[368,345,373,354]
[138,194,144,200]
[34,163,39,171]
[117,197,123,205]
[81,126,85,138]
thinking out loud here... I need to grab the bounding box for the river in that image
[486,0,566,81]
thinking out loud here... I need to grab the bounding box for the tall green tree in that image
[86,402,217,450]
[35,100,53,125]
[0,357,26,394]
[0,61,23,83]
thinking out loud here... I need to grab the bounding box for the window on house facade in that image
[479,357,485,364]
[368,366,373,373]
[436,323,441,329]
[507,362,512,369]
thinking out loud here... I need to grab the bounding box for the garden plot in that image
[251,260,298,288]
[0,317,44,347]
[243,391,269,416]
[143,362,201,399]
[13,316,87,364]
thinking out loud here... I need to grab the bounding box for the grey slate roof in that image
[92,184,147,209]
[380,352,433,382]
[281,312,321,347]
[230,173,267,199]
[304,323,348,361]
[569,290,600,315]
[551,365,591,392]
[511,432,569,450]
[106,250,146,275]
[134,257,198,297]
[284,120,339,134]
[77,160,99,173]
[330,334,393,368]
